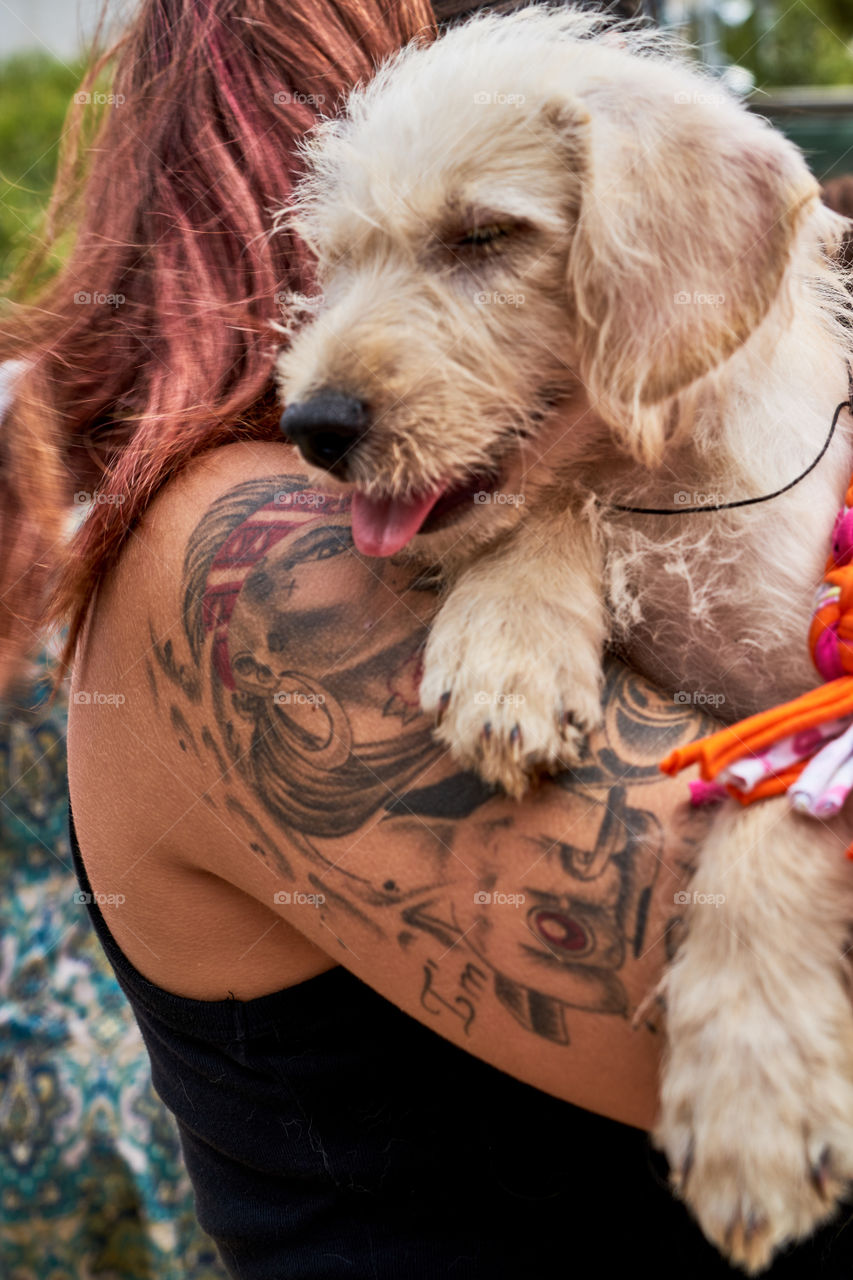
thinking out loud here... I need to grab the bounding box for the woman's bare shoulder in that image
[142,439,309,542]
[70,438,715,1127]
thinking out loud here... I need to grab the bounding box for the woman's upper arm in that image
[103,443,716,1129]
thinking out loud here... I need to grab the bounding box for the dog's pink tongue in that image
[351,488,442,557]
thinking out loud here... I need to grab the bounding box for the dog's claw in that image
[725,1210,769,1263]
[744,1213,767,1247]
[435,690,451,727]
[631,986,667,1033]
[810,1147,833,1201]
[723,1215,740,1258]
[509,723,523,751]
[670,1138,694,1196]
[481,721,492,742]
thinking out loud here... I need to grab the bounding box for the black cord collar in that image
[606,399,851,516]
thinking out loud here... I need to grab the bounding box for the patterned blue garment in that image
[0,655,227,1279]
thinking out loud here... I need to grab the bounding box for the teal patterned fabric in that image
[0,656,228,1280]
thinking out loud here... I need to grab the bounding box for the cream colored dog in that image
[276,5,853,1270]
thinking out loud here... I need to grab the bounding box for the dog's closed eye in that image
[456,221,517,247]
[440,211,531,260]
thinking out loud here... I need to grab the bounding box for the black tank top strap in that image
[67,802,352,1042]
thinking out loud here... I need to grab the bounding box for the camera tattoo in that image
[151,475,716,1046]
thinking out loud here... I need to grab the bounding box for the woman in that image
[2,0,851,1275]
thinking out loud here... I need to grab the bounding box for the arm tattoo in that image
[154,475,716,1046]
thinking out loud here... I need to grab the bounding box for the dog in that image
[275,5,853,1270]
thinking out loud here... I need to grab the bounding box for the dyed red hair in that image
[0,0,435,693]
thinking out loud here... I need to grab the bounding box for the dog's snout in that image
[279,390,369,479]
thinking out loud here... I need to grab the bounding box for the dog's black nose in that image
[279,391,369,479]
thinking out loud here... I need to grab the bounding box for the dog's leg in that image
[657,795,853,1273]
[419,504,607,796]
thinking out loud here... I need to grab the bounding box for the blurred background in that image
[0,1,850,1278]
[660,0,853,183]
[1,0,852,279]
[1,5,250,1278]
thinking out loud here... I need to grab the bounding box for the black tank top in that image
[68,806,853,1278]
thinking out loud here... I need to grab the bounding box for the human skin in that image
[67,441,717,1132]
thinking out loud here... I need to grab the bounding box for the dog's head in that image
[276,5,831,558]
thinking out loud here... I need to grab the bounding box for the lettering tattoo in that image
[152,475,715,1047]
[420,957,487,1036]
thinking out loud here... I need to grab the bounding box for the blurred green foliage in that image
[0,51,85,283]
[0,5,851,294]
[711,0,853,88]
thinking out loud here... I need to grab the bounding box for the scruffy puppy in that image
[276,5,853,1271]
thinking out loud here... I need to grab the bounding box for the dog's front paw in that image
[419,592,603,797]
[656,962,853,1273]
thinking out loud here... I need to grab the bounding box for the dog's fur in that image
[276,6,853,1269]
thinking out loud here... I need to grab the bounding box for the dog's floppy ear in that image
[551,82,820,463]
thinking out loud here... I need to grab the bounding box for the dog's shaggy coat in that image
[277,6,853,1269]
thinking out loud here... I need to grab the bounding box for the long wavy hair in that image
[0,0,436,693]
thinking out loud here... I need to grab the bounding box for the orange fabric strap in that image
[659,675,853,801]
